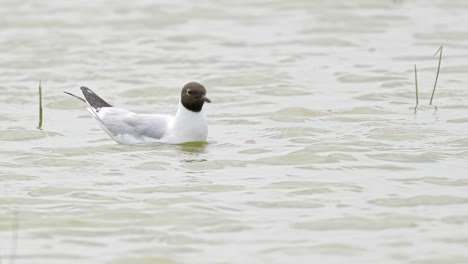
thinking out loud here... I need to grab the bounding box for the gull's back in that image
[98,108,172,144]
[80,86,172,144]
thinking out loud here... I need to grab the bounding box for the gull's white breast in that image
[160,103,208,144]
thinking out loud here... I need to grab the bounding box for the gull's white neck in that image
[161,102,208,144]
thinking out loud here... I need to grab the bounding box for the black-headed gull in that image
[65,82,211,145]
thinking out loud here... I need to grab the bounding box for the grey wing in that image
[122,113,171,139]
[72,87,170,144]
[96,108,171,144]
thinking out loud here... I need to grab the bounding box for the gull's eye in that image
[187,89,192,95]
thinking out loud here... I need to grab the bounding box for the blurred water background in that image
[1,0,468,263]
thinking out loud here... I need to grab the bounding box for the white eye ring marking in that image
[187,89,191,95]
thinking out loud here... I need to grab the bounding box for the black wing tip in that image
[80,86,98,98]
[80,86,113,108]
[80,86,92,93]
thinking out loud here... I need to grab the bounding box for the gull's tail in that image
[65,87,119,143]
[80,87,121,143]
[64,91,86,103]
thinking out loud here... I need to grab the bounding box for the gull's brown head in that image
[181,82,211,112]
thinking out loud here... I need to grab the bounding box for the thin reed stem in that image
[414,64,418,112]
[37,81,43,129]
[429,46,443,105]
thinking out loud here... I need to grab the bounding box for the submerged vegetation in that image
[10,211,19,264]
[1,211,19,264]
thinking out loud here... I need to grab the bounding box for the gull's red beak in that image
[202,95,211,103]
